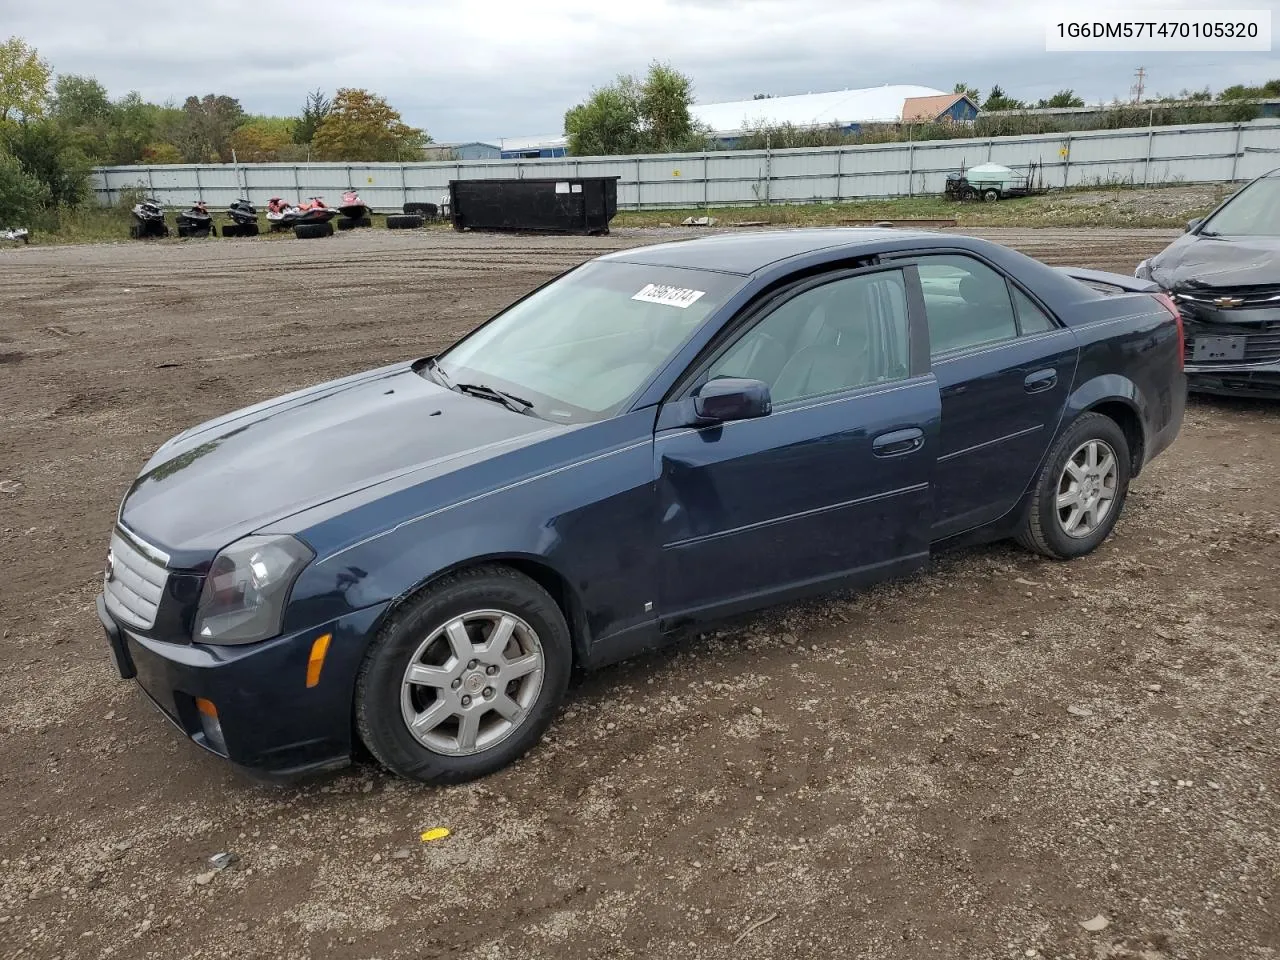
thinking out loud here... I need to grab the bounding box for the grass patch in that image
[612,185,1229,230]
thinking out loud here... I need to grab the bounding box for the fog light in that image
[195,697,227,755]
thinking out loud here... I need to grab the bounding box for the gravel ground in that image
[0,226,1276,960]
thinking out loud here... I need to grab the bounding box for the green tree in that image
[52,74,111,126]
[311,88,424,161]
[1219,79,1280,100]
[983,85,1025,111]
[565,63,706,156]
[293,89,331,144]
[565,79,643,156]
[1035,89,1085,108]
[953,82,980,101]
[175,94,245,162]
[0,36,52,122]
[2,119,89,208]
[0,149,52,224]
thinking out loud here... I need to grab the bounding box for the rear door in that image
[655,264,940,621]
[902,253,1078,540]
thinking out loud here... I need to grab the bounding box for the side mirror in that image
[693,378,772,424]
[1186,218,1202,233]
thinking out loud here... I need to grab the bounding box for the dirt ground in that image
[0,226,1277,960]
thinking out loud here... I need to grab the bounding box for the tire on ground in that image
[355,564,572,784]
[387,214,424,229]
[294,222,333,239]
[337,218,358,231]
[1015,411,1132,560]
[403,202,437,219]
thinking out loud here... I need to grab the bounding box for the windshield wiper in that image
[455,382,535,415]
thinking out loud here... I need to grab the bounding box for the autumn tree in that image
[311,89,424,161]
[564,62,707,156]
[0,36,52,122]
[293,89,330,144]
[231,116,295,161]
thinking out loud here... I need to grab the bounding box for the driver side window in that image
[706,270,910,405]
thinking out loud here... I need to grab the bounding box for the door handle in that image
[1024,368,1058,394]
[872,427,925,457]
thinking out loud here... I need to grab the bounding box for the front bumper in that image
[96,593,387,780]
[1185,362,1280,399]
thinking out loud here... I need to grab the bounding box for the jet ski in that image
[339,190,369,220]
[129,197,169,239]
[176,200,216,238]
[223,199,260,237]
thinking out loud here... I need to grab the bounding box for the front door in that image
[655,265,940,622]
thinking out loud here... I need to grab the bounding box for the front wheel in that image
[1016,412,1131,560]
[355,565,572,784]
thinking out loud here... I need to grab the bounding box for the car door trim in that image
[936,423,1044,463]
[663,481,929,550]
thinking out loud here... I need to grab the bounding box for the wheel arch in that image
[1065,374,1148,475]
[369,553,590,668]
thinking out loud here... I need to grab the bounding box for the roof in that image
[498,135,568,152]
[600,228,926,274]
[690,84,947,134]
[901,93,973,123]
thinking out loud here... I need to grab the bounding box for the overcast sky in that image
[4,0,1277,142]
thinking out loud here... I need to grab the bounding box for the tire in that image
[387,214,424,229]
[403,202,437,219]
[355,565,572,784]
[177,224,189,238]
[982,188,1000,203]
[354,215,372,228]
[336,217,358,231]
[1016,412,1131,560]
[129,224,140,240]
[294,222,333,239]
[241,222,259,237]
[221,223,240,238]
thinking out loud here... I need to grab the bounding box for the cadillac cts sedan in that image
[97,230,1185,783]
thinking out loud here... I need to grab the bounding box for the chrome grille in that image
[103,527,169,629]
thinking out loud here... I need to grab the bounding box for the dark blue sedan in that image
[97,230,1185,783]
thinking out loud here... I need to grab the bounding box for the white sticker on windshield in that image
[632,283,706,309]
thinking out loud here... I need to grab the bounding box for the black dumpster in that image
[449,177,619,236]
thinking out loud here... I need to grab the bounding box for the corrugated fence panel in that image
[90,120,1280,213]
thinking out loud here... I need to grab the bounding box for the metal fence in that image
[90,119,1280,213]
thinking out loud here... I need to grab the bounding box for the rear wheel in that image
[355,565,571,784]
[1016,412,1131,559]
[982,188,1000,203]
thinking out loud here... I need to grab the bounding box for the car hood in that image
[1149,233,1280,290]
[120,360,559,561]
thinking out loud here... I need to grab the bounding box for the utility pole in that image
[1131,66,1147,103]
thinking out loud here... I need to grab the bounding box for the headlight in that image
[193,535,313,644]
[1135,259,1151,280]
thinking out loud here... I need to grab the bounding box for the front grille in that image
[1175,285,1280,309]
[103,527,170,630]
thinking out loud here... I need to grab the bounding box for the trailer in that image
[944,161,1047,202]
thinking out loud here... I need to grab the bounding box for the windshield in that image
[1200,176,1280,237]
[435,260,743,422]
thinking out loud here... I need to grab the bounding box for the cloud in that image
[8,0,1278,140]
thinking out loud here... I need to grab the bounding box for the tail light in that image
[1153,292,1184,370]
